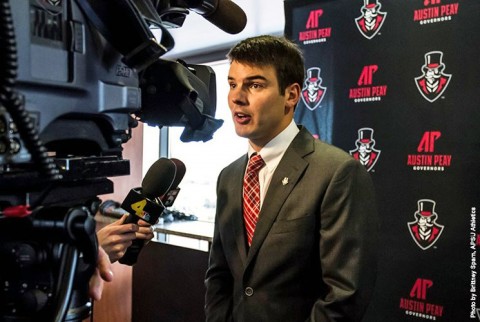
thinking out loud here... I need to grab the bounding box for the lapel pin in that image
[282,177,289,185]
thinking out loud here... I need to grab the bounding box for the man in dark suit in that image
[205,35,378,322]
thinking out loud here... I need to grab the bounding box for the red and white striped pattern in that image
[243,154,265,246]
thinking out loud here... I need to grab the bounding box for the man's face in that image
[419,216,431,227]
[359,142,371,153]
[307,81,320,91]
[227,61,294,150]
[426,67,441,80]
[364,7,378,19]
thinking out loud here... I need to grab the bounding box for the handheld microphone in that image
[183,0,247,34]
[98,159,187,217]
[120,158,176,225]
[118,157,179,265]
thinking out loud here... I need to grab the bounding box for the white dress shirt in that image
[246,120,299,209]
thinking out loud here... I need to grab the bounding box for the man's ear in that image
[285,83,301,112]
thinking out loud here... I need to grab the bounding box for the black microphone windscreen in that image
[170,158,187,188]
[141,158,177,198]
[203,0,247,34]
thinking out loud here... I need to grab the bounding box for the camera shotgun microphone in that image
[183,0,247,34]
[118,157,186,265]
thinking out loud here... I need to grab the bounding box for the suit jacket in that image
[205,126,379,322]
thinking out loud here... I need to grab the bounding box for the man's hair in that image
[227,35,305,95]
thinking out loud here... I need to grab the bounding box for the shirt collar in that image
[247,120,299,170]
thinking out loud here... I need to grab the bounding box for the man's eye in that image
[251,83,262,89]
[229,83,236,89]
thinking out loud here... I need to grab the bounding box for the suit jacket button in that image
[245,287,254,296]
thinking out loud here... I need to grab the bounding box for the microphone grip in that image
[118,214,144,265]
[122,213,139,224]
[118,189,165,265]
[119,239,145,265]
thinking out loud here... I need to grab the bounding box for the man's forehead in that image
[228,61,276,80]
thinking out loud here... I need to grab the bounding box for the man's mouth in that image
[235,112,248,119]
[234,112,252,124]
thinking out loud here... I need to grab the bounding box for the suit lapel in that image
[246,127,314,266]
[230,155,249,265]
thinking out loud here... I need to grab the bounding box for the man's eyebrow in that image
[228,75,269,82]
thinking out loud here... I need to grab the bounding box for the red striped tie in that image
[243,153,265,246]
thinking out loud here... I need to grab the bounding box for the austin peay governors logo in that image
[415,51,452,103]
[349,128,381,172]
[349,64,388,103]
[355,0,387,40]
[413,0,460,25]
[407,131,452,171]
[298,9,332,45]
[399,278,444,319]
[408,199,444,250]
[301,67,327,111]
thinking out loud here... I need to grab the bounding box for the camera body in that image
[0,0,222,320]
[3,0,140,164]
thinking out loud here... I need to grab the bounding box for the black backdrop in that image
[284,0,480,321]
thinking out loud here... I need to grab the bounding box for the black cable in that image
[0,0,62,182]
[53,244,78,322]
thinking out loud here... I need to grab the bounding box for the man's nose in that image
[230,87,247,106]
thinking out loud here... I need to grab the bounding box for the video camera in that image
[0,0,245,321]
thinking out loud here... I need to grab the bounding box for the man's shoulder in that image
[219,154,247,176]
[294,127,353,163]
[314,139,352,160]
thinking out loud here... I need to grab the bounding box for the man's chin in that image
[234,127,251,139]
